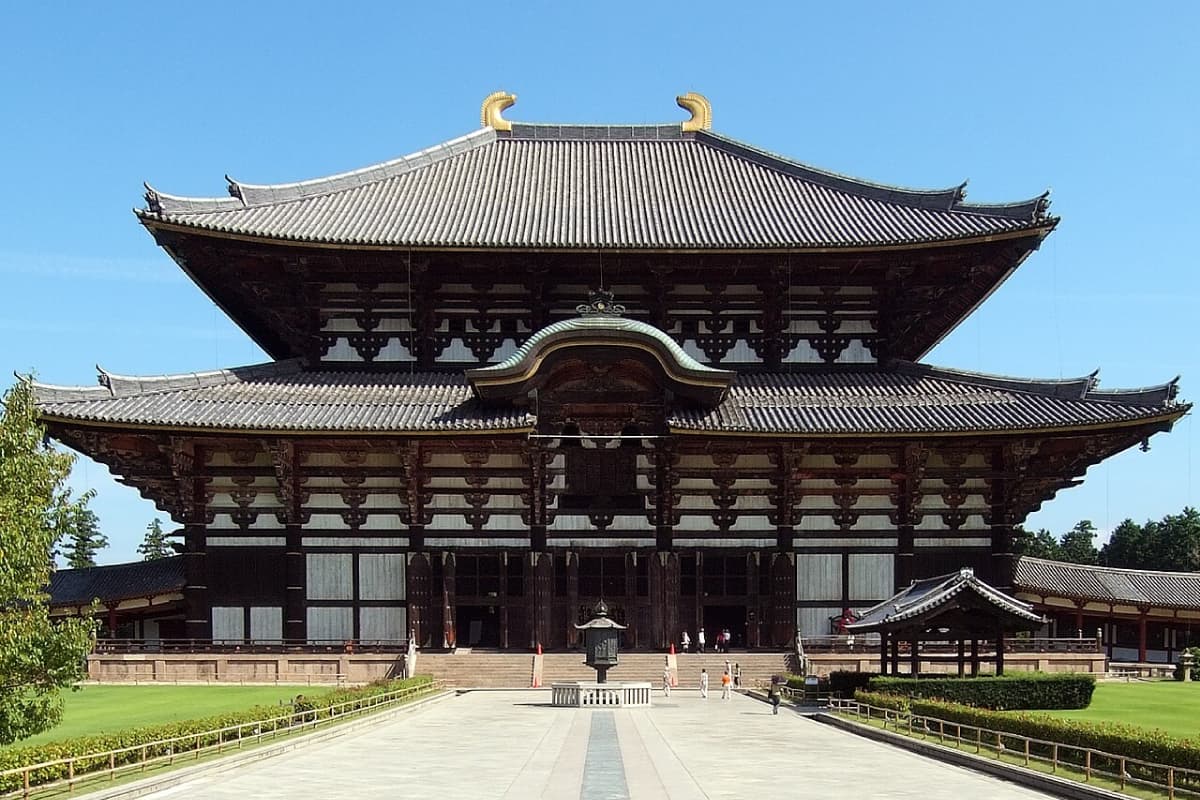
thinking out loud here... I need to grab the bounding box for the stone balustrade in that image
[551,681,653,707]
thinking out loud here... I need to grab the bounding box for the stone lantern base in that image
[550,681,653,707]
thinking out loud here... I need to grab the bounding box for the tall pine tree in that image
[59,502,107,569]
[1059,520,1099,565]
[137,518,173,560]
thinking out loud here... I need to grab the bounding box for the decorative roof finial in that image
[481,91,517,132]
[577,289,625,317]
[676,92,712,132]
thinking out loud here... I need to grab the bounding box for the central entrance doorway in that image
[456,605,500,648]
[703,605,748,650]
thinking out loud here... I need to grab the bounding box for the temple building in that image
[34,92,1187,652]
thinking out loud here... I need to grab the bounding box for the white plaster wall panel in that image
[360,607,407,644]
[439,339,475,361]
[677,496,719,510]
[322,339,361,360]
[636,455,653,470]
[209,492,281,509]
[212,607,244,643]
[836,320,876,334]
[305,476,398,489]
[359,554,406,601]
[800,479,841,491]
[304,452,395,468]
[798,607,842,638]
[801,455,839,469]
[481,514,525,530]
[795,537,896,548]
[731,515,772,531]
[483,495,524,510]
[849,554,894,601]
[206,537,286,547]
[783,341,822,363]
[425,515,462,531]
[851,516,898,531]
[206,452,271,468]
[248,515,285,531]
[961,515,990,531]
[732,495,772,511]
[677,455,711,469]
[142,619,160,643]
[424,537,527,547]
[797,516,838,531]
[835,339,875,364]
[726,340,764,363]
[852,495,893,510]
[915,516,949,531]
[483,477,526,489]
[674,538,775,548]
[549,515,591,531]
[551,538,652,548]
[914,537,991,548]
[488,339,518,363]
[307,607,353,642]
[303,537,408,548]
[362,493,404,509]
[302,514,352,531]
[733,479,775,489]
[796,554,842,601]
[682,340,708,362]
[427,477,473,489]
[360,515,403,531]
[309,492,352,509]
[306,554,353,600]
[610,515,652,531]
[426,453,469,468]
[734,455,773,469]
[857,454,896,469]
[675,517,720,532]
[249,606,283,641]
[676,478,715,490]
[637,474,654,490]
[374,340,415,361]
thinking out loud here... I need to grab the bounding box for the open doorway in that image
[455,605,500,648]
[703,605,747,651]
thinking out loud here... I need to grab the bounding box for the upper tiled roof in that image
[32,359,1181,436]
[847,567,1043,631]
[138,122,1054,250]
[1014,557,1200,609]
[49,557,184,608]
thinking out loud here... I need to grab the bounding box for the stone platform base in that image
[87,652,406,685]
[551,682,653,707]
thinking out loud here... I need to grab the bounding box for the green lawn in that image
[1039,681,1200,740]
[7,685,324,748]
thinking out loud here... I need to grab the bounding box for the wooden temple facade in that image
[34,93,1187,651]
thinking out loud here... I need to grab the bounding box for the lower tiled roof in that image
[50,557,185,607]
[32,359,1180,436]
[1014,556,1200,609]
[847,567,1043,630]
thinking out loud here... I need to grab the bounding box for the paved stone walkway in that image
[133,691,1053,799]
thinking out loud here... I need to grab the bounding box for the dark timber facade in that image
[34,94,1187,651]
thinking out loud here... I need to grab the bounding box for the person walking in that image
[734,663,742,689]
[699,668,709,698]
[721,670,732,700]
[768,685,781,715]
[663,664,672,697]
[724,658,732,680]
[681,631,691,653]
[698,628,706,653]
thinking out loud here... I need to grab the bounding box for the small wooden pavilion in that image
[846,567,1044,675]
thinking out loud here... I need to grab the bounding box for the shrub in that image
[827,671,877,695]
[0,676,435,793]
[867,673,1095,710]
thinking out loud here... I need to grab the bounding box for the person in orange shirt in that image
[720,670,732,700]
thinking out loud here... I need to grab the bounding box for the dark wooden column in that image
[625,552,639,648]
[530,553,553,650]
[284,524,305,641]
[442,552,456,648]
[567,552,580,648]
[653,443,677,552]
[1138,609,1149,663]
[747,553,760,649]
[183,523,210,640]
[879,632,889,675]
[770,552,795,648]
[407,553,432,648]
[970,637,980,676]
[996,626,1006,675]
[957,638,966,677]
[909,634,920,675]
[664,552,680,650]
[890,635,900,674]
[894,445,927,587]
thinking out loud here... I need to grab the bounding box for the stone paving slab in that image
[125,691,1054,800]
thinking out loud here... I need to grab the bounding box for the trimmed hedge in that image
[868,673,1095,710]
[851,692,1200,783]
[0,676,435,793]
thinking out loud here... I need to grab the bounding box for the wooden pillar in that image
[1138,611,1149,663]
[499,552,509,650]
[183,523,210,641]
[1074,605,1084,637]
[284,524,305,642]
[665,552,680,650]
[996,626,1006,676]
[970,637,980,677]
[879,631,889,675]
[957,638,966,677]
[890,635,900,674]
[747,553,759,649]
[909,634,920,676]
[771,552,795,648]
[406,553,431,648]
[442,552,456,648]
[567,552,579,648]
[532,552,552,650]
[625,552,638,648]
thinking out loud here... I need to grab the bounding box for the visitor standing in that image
[768,685,781,715]
[734,663,742,688]
[700,668,709,698]
[723,627,732,651]
[698,628,706,653]
[721,670,732,700]
[682,630,691,653]
[724,658,732,681]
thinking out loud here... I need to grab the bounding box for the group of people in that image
[678,627,735,653]
[659,660,781,714]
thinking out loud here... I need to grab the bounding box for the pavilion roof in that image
[31,359,1182,436]
[49,557,184,608]
[138,121,1054,251]
[1014,556,1200,610]
[846,567,1044,632]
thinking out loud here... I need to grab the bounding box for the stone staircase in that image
[416,649,797,689]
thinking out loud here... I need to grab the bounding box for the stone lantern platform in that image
[551,600,652,707]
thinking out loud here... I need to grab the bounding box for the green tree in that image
[1153,507,1200,572]
[1100,518,1154,568]
[0,380,95,744]
[1059,519,1099,565]
[137,518,173,560]
[1016,527,1063,560]
[59,501,107,569]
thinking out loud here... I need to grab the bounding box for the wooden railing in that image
[830,697,1200,799]
[92,638,409,655]
[0,680,443,800]
[799,636,1101,654]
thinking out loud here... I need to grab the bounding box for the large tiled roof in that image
[32,359,1181,436]
[49,557,184,608]
[1014,557,1200,609]
[847,567,1043,631]
[138,122,1054,250]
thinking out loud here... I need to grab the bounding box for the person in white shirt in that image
[698,628,706,653]
[699,668,709,698]
[681,631,691,653]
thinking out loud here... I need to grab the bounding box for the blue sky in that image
[2,3,1196,563]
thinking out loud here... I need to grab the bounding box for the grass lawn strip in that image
[2,682,445,800]
[1038,682,1200,741]
[7,686,321,749]
[834,711,1173,800]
